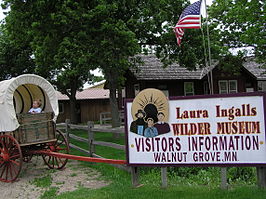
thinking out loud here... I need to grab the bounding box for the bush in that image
[227,167,256,185]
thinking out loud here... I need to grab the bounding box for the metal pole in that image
[204,0,214,94]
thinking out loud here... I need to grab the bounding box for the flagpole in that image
[204,0,214,95]
[203,0,227,189]
[201,28,212,94]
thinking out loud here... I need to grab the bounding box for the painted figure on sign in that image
[28,99,42,114]
[144,118,158,137]
[130,109,147,136]
[154,112,171,135]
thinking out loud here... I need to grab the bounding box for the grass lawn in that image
[43,129,266,199]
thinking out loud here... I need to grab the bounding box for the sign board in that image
[125,88,266,166]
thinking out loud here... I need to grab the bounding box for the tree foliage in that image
[2,0,101,123]
[209,0,266,62]
[0,25,35,80]
[1,0,229,125]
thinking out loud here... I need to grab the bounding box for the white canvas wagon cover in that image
[0,74,59,132]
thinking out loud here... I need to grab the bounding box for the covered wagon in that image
[0,74,69,182]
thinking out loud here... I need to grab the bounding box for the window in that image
[218,80,237,94]
[258,81,266,91]
[219,81,228,94]
[184,82,194,96]
[229,80,237,93]
[161,90,169,97]
[134,84,140,96]
[59,103,64,114]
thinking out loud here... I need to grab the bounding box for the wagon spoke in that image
[9,163,14,179]
[5,164,9,180]
[42,130,69,170]
[9,149,18,158]
[54,158,59,168]
[55,140,64,147]
[9,154,20,160]
[0,163,6,178]
[9,145,17,153]
[10,162,18,175]
[0,162,5,169]
[10,160,20,166]
[58,158,64,165]
[46,156,51,164]
[53,157,56,168]
[8,164,12,178]
[1,141,7,151]
[7,140,14,150]
[0,135,22,182]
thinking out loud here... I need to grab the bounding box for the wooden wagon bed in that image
[13,112,56,146]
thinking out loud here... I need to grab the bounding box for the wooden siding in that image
[57,99,111,123]
[124,74,205,98]
[211,67,257,94]
[80,99,111,122]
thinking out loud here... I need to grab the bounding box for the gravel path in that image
[0,156,110,199]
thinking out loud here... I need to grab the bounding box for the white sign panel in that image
[126,89,266,166]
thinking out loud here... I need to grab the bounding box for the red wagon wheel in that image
[0,135,23,182]
[42,130,69,169]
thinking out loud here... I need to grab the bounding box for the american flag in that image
[173,0,202,46]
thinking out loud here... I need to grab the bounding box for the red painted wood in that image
[32,150,126,165]
[42,130,69,169]
[0,135,23,183]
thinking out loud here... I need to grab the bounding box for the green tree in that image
[2,0,97,123]
[0,25,35,80]
[2,0,220,126]
[209,0,266,62]
[86,0,216,127]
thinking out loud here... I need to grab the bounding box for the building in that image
[57,55,265,123]
[57,82,110,123]
[124,55,266,98]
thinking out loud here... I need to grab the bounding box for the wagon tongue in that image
[31,150,126,165]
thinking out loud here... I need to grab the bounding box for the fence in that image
[99,111,124,125]
[57,119,129,172]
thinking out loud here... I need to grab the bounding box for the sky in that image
[0,0,5,21]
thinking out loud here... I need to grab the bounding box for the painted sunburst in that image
[131,88,169,122]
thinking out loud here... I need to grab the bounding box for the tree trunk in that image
[106,70,120,128]
[68,78,78,124]
[69,96,78,124]
[109,83,120,127]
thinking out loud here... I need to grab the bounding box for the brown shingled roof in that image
[57,88,109,101]
[242,58,266,80]
[131,55,265,80]
[131,54,206,80]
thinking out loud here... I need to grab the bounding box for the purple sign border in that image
[124,91,266,167]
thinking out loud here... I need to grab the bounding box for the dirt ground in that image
[0,156,110,199]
